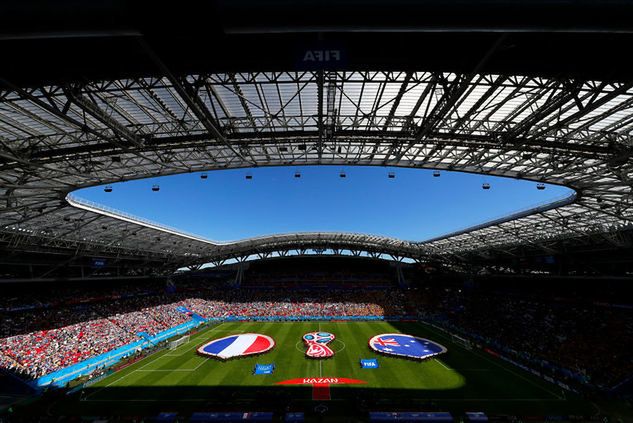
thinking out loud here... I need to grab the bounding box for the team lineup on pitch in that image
[71,321,595,416]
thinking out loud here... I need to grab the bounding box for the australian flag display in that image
[198,334,275,360]
[369,333,447,360]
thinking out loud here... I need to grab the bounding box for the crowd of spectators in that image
[108,310,166,336]
[0,280,631,392]
[179,289,408,319]
[413,287,633,390]
[0,285,407,380]
[0,318,137,379]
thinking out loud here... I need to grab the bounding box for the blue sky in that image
[75,166,573,242]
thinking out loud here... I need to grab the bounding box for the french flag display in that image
[198,334,275,360]
[369,333,447,360]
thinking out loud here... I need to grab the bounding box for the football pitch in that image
[47,320,606,419]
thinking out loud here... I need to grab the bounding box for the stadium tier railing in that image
[421,191,576,243]
[66,193,210,244]
[67,194,413,247]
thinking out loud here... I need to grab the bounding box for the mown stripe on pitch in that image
[89,321,557,403]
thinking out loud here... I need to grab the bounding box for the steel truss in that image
[197,248,416,270]
[1,71,633,269]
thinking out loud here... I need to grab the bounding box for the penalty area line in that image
[85,323,223,401]
[134,356,208,373]
[421,323,564,400]
[84,348,165,400]
[83,370,139,401]
[190,357,207,372]
[164,322,225,357]
[435,360,488,372]
[435,360,453,371]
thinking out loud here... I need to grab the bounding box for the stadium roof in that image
[5,1,633,84]
[2,1,633,274]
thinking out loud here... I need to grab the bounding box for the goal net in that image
[168,334,190,350]
[451,334,473,350]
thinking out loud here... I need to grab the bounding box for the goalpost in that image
[450,333,473,350]
[168,334,190,350]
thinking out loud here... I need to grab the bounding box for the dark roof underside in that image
[3,0,633,85]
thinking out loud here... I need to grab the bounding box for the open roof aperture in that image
[73,166,573,243]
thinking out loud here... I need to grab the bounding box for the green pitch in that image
[52,320,606,419]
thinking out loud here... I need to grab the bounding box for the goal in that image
[450,333,473,350]
[168,334,190,350]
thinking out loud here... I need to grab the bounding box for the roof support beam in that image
[62,87,144,148]
[136,39,255,166]
[317,70,325,161]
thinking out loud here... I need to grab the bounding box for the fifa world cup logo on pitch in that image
[303,332,336,358]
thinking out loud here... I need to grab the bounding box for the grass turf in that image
[43,320,607,419]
